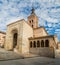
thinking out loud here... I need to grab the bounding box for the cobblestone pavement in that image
[0,57,60,65]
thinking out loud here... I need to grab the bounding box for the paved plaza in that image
[0,48,60,65]
[0,57,60,65]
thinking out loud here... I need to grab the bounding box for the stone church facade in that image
[4,8,58,57]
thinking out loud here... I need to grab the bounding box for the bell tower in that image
[28,8,38,28]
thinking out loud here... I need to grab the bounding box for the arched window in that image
[30,41,32,48]
[41,40,44,47]
[32,20,33,22]
[30,21,31,23]
[33,41,36,48]
[32,25,33,28]
[45,40,49,47]
[37,41,40,47]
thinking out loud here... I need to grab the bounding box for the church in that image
[4,8,58,58]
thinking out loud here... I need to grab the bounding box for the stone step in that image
[0,49,24,60]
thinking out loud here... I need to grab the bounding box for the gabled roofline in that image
[7,19,25,26]
[33,26,48,35]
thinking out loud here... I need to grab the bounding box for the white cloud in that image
[0,0,60,40]
[55,29,60,32]
[40,10,58,23]
[48,23,52,27]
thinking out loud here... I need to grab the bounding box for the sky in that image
[0,0,60,41]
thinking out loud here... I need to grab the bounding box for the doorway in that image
[13,33,18,48]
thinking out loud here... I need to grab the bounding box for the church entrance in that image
[13,33,18,48]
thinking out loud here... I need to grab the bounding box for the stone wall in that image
[28,14,38,28]
[33,27,48,37]
[58,43,60,50]
[4,19,33,54]
[4,19,24,52]
[0,32,6,47]
[29,37,56,57]
[22,21,33,54]
[30,48,54,57]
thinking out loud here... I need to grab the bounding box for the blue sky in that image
[0,0,60,41]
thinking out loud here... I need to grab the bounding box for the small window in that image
[32,25,33,28]
[37,41,40,47]
[30,21,31,23]
[32,20,33,22]
[30,41,32,48]
[33,41,36,48]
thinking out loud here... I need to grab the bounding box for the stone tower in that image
[28,8,38,28]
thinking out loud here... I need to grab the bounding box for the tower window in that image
[32,25,33,28]
[30,21,31,23]
[32,20,33,22]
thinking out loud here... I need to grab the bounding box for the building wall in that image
[5,19,33,54]
[0,33,6,47]
[54,35,58,44]
[29,37,55,57]
[22,21,33,54]
[33,28,48,37]
[4,19,24,52]
[58,43,60,50]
